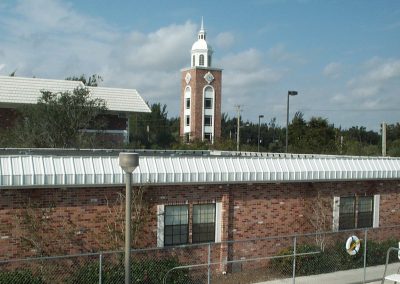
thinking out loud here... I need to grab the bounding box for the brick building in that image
[0,76,150,143]
[180,19,222,143]
[0,149,399,261]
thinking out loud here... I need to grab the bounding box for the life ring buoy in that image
[346,235,361,255]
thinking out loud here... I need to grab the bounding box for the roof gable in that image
[0,76,150,113]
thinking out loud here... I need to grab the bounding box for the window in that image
[186,98,190,109]
[208,55,211,67]
[185,115,190,126]
[334,195,379,231]
[157,203,222,247]
[357,196,374,228]
[164,205,188,246]
[199,55,204,66]
[204,98,212,109]
[192,55,195,66]
[338,197,355,230]
[204,133,212,142]
[204,115,212,126]
[193,204,216,243]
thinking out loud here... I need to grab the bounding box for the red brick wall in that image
[1,180,399,260]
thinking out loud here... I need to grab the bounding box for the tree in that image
[130,103,177,149]
[12,88,107,148]
[288,112,307,152]
[65,74,103,87]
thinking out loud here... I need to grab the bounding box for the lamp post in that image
[119,152,139,284]
[258,115,264,152]
[286,90,298,153]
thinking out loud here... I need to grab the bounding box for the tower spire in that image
[198,17,206,40]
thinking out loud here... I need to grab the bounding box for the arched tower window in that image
[192,55,195,67]
[199,55,204,66]
[208,55,211,67]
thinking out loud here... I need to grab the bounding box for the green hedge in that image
[69,257,190,284]
[271,239,399,276]
[0,270,44,284]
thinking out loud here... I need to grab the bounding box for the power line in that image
[298,108,400,112]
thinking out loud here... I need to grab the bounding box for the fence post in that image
[99,253,103,284]
[208,243,211,284]
[292,236,297,284]
[363,229,368,284]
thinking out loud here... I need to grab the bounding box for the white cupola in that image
[191,17,213,68]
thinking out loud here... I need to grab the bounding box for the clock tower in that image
[180,18,222,143]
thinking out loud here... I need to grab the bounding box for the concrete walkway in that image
[256,263,400,284]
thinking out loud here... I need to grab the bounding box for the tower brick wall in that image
[180,68,222,141]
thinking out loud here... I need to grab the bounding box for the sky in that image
[0,0,399,131]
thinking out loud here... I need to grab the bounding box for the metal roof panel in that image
[1,154,400,188]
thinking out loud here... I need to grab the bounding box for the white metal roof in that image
[0,76,150,113]
[0,155,399,188]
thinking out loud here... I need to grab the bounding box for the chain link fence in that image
[1,225,400,283]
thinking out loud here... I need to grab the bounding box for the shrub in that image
[366,239,398,266]
[0,270,44,284]
[271,244,338,276]
[271,239,399,276]
[69,257,190,284]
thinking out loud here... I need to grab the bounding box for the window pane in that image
[204,116,212,126]
[193,204,216,243]
[357,196,373,228]
[199,55,204,66]
[186,98,190,109]
[164,235,172,246]
[339,197,355,230]
[358,196,373,212]
[205,98,212,109]
[164,205,188,246]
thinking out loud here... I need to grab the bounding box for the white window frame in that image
[332,194,380,232]
[157,202,222,248]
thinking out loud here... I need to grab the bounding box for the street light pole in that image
[258,115,264,152]
[235,105,241,151]
[286,91,298,153]
[119,152,139,284]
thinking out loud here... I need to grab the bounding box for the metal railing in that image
[1,225,400,283]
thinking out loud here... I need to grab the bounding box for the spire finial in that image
[201,16,204,30]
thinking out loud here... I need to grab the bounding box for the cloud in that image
[214,32,235,49]
[0,0,197,113]
[3,0,116,40]
[217,49,283,117]
[267,43,305,64]
[323,62,342,79]
[365,60,400,82]
[0,64,5,72]
[330,93,348,104]
[113,22,196,71]
[348,58,400,97]
[343,58,400,112]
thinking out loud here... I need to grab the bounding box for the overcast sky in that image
[0,0,399,130]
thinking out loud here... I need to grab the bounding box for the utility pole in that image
[235,105,242,151]
[382,122,387,157]
[258,115,264,152]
